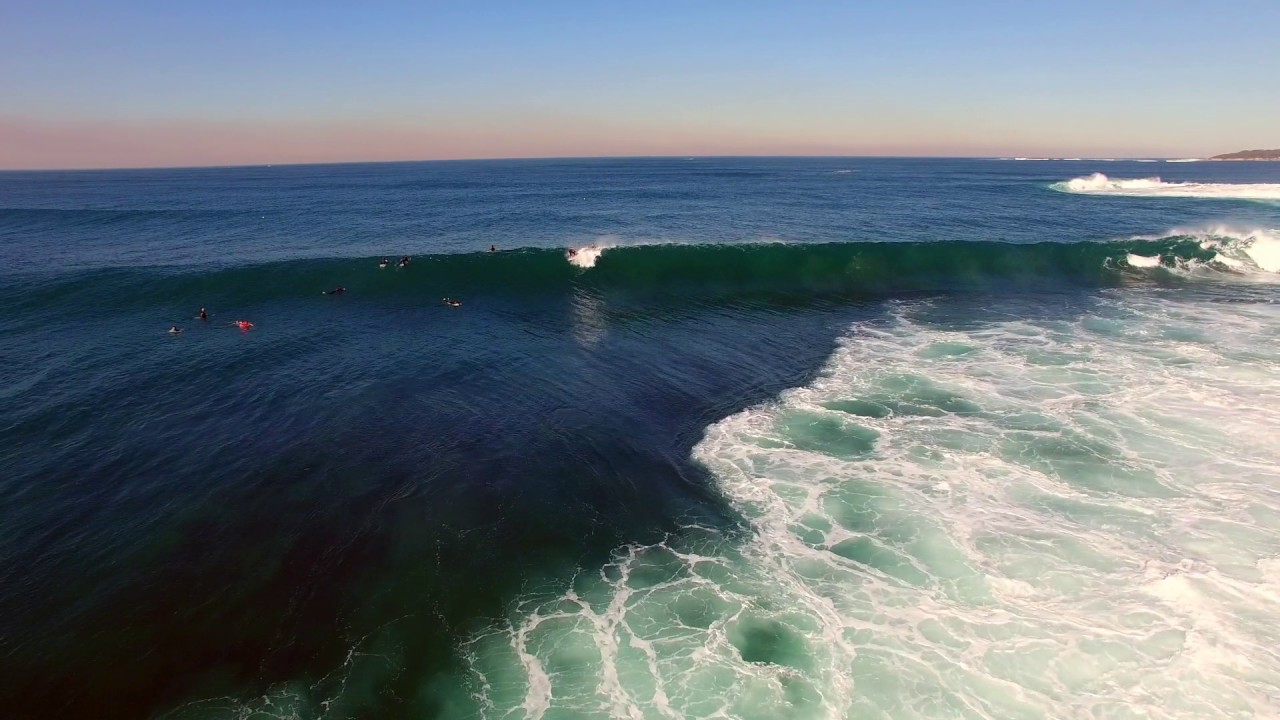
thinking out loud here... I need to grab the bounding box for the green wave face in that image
[1,237,1244,318]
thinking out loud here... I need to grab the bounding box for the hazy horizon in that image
[0,151,1245,175]
[3,1,1277,170]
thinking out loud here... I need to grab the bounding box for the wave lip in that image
[1054,173,1280,201]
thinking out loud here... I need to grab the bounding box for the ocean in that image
[2,157,1279,719]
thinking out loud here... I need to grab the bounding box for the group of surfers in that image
[168,252,473,334]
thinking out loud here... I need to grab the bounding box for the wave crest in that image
[7,235,1276,319]
[1187,226,1280,273]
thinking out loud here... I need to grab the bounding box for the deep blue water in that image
[1,158,1278,719]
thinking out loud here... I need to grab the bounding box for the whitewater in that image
[1123,227,1280,275]
[1055,173,1280,202]
[460,283,1280,719]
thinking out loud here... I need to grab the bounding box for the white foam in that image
[1244,232,1280,273]
[693,301,1280,717]
[1166,159,1203,163]
[1173,226,1280,274]
[1055,173,1280,201]
[1126,253,1162,268]
[1214,255,1248,270]
[1066,173,1169,192]
[567,243,609,269]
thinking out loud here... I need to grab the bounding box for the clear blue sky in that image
[1,0,1277,168]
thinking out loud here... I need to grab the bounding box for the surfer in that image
[489,245,497,252]
[567,248,577,257]
[398,256,411,268]
[443,297,461,307]
[231,320,254,330]
[198,307,208,320]
[168,326,183,334]
[379,258,389,268]
[325,287,346,295]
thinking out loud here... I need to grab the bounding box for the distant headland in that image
[1210,149,1280,161]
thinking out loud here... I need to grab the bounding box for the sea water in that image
[1,158,1278,719]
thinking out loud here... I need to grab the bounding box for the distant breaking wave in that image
[1004,158,1191,162]
[1054,173,1280,201]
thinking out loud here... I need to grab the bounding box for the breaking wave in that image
[1053,173,1280,201]
[7,235,1277,319]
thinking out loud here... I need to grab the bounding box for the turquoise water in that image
[2,158,1279,719]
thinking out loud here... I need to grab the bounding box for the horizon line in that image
[0,153,1209,173]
